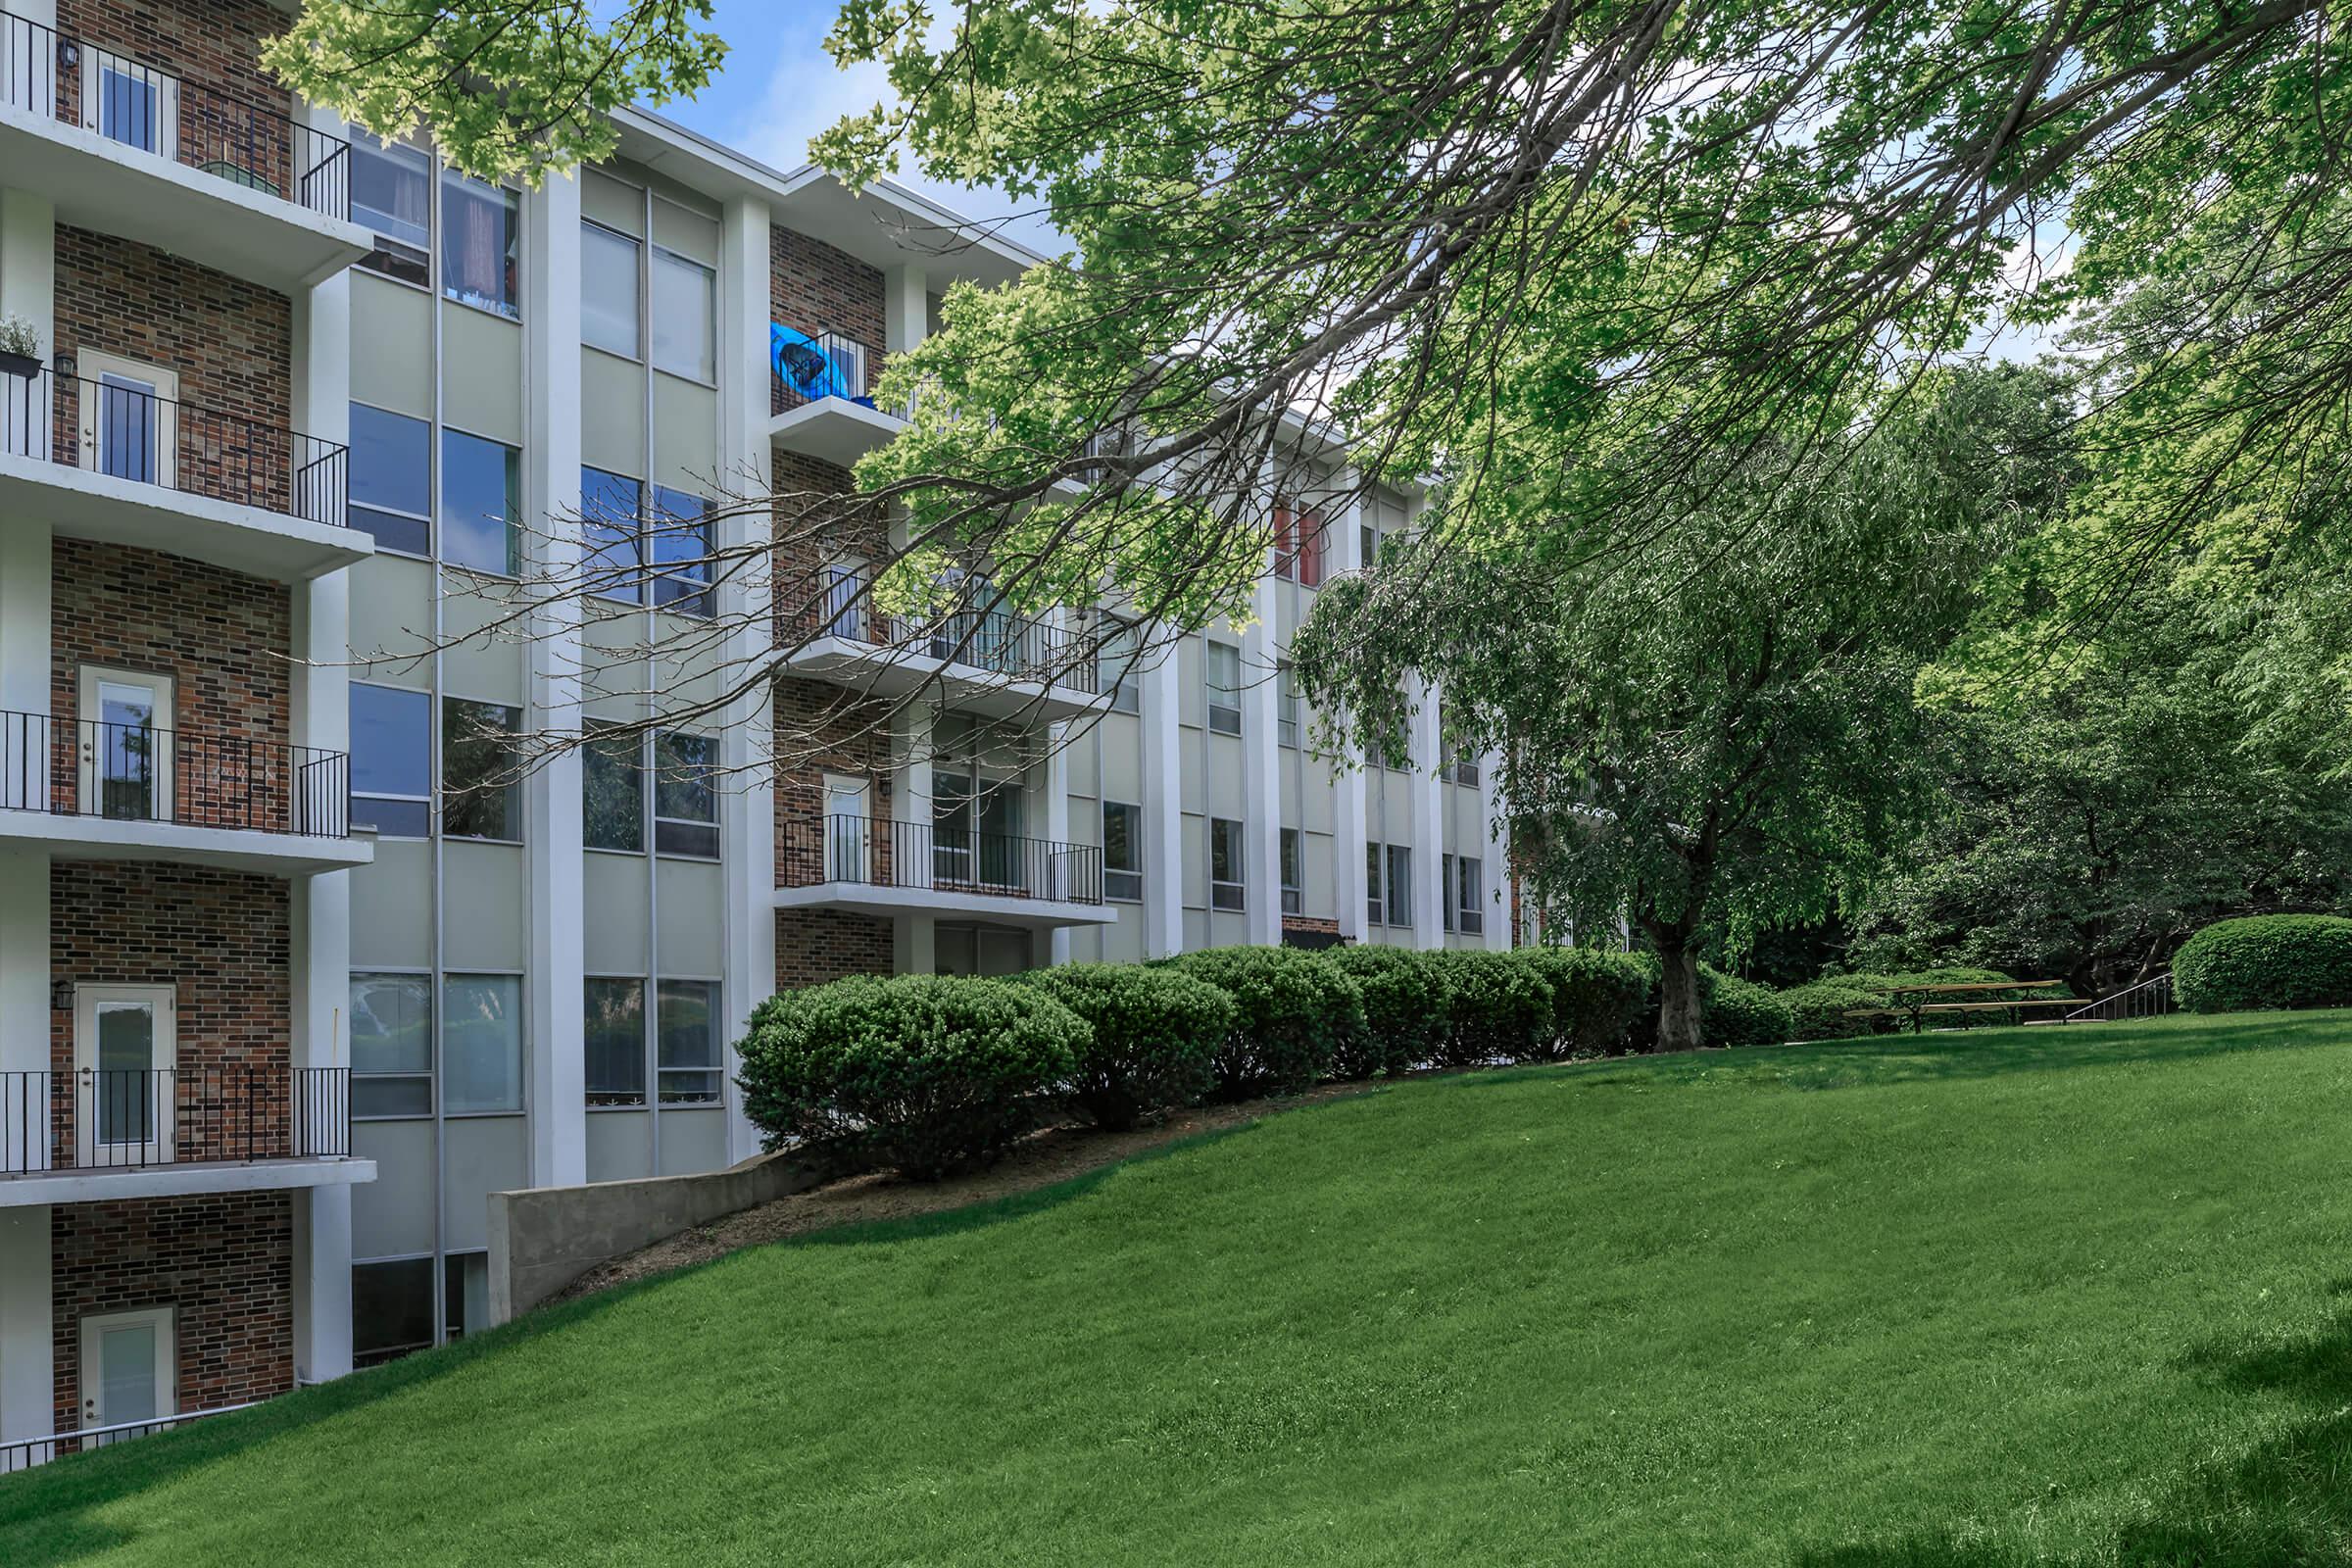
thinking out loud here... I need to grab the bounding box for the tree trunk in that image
[1654,938,1703,1054]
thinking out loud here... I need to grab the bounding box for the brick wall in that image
[54,225,292,432]
[770,227,886,415]
[775,909,897,989]
[53,0,298,198]
[51,1191,294,1438]
[773,449,892,643]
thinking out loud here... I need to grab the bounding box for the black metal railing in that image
[2,1398,259,1472]
[813,591,1102,693]
[0,710,351,838]
[0,1066,352,1176]
[770,322,884,416]
[0,364,347,527]
[0,8,351,219]
[781,812,1104,905]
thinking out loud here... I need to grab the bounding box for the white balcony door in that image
[822,774,869,882]
[76,665,173,822]
[79,1307,176,1443]
[74,350,176,490]
[81,50,179,159]
[74,983,175,1168]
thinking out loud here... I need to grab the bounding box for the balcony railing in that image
[0,364,348,528]
[810,593,1101,693]
[770,322,883,416]
[0,1066,352,1176]
[0,8,351,220]
[0,710,352,839]
[781,813,1104,906]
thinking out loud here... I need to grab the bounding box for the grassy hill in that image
[8,1012,2352,1566]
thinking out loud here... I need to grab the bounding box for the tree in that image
[1293,368,2062,1052]
[266,1,726,184]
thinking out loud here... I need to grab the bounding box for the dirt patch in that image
[553,1081,1384,1305]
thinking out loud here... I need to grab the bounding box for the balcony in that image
[767,323,906,466]
[786,600,1110,722]
[0,9,370,291]
[776,813,1115,930]
[0,710,371,875]
[0,363,368,580]
[0,1066,372,1206]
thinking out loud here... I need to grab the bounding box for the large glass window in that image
[1209,816,1244,910]
[350,130,429,286]
[1097,616,1142,714]
[581,220,641,359]
[582,720,644,853]
[1367,842,1387,928]
[351,972,431,1118]
[443,973,523,1113]
[442,698,520,841]
[1205,641,1242,735]
[584,977,646,1107]
[1456,856,1486,935]
[651,486,712,616]
[654,731,718,858]
[353,1257,434,1367]
[658,979,722,1102]
[350,683,431,837]
[442,171,518,318]
[441,429,519,576]
[1278,661,1300,748]
[1102,801,1142,902]
[1387,844,1413,928]
[581,466,643,603]
[1281,827,1303,915]
[651,249,716,383]
[349,403,430,556]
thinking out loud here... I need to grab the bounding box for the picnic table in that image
[1844,980,2073,1033]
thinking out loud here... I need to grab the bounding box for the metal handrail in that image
[0,364,348,528]
[779,812,1104,905]
[0,710,351,838]
[0,1066,352,1175]
[1,1399,261,1472]
[812,592,1101,693]
[2062,972,2175,1022]
[0,8,351,219]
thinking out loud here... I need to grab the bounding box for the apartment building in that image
[0,0,1508,1457]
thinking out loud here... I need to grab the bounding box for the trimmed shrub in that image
[1169,947,1365,1099]
[1701,970,1794,1049]
[1429,949,1554,1065]
[736,974,1086,1179]
[2175,914,2352,1012]
[1781,981,1899,1042]
[1317,946,1453,1077]
[1510,947,1655,1060]
[1013,963,1235,1128]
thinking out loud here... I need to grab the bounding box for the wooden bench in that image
[1843,981,2074,1033]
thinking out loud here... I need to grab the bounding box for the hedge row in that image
[2175,915,2352,1012]
[737,944,1671,1178]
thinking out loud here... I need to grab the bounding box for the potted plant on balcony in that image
[0,316,39,380]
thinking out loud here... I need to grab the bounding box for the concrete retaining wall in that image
[487,1150,831,1323]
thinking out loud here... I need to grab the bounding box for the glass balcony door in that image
[822,774,869,882]
[78,1308,176,1445]
[73,983,174,1168]
[76,665,173,822]
[74,350,177,490]
[81,50,179,160]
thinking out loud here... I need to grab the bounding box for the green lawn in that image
[9,1013,2352,1566]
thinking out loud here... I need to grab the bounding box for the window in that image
[1456,856,1486,935]
[1278,661,1300,748]
[1443,854,1456,933]
[1103,801,1142,902]
[581,466,644,603]
[445,1252,491,1344]
[1359,522,1378,569]
[1209,816,1245,910]
[1097,616,1143,714]
[1367,842,1385,928]
[651,249,716,383]
[583,977,646,1106]
[1454,755,1482,789]
[1387,844,1414,927]
[581,220,641,359]
[650,486,713,616]
[350,683,430,837]
[653,731,718,858]
[582,720,644,853]
[1273,505,1325,587]
[441,429,519,576]
[351,972,430,1118]
[443,973,523,1113]
[350,130,429,286]
[442,698,520,841]
[1281,827,1303,915]
[349,403,430,555]
[658,979,722,1102]
[1205,641,1242,735]
[354,1257,434,1366]
[442,170,518,318]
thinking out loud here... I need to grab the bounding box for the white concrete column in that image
[1329,490,1369,942]
[891,703,935,975]
[1138,640,1184,956]
[1045,720,1071,963]
[1480,747,1510,950]
[0,846,48,1089]
[0,1206,52,1459]
[1407,674,1445,948]
[523,173,586,1187]
[0,187,55,349]
[718,196,775,1162]
[1241,578,1282,947]
[882,264,928,356]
